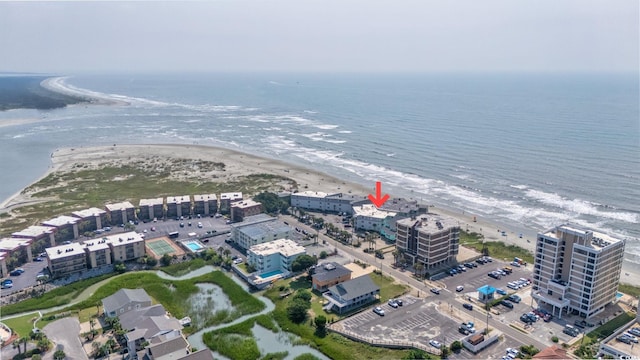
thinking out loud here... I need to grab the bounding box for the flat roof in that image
[42,215,80,227]
[352,204,397,219]
[396,213,459,233]
[166,195,191,205]
[194,194,217,201]
[72,207,107,218]
[100,231,145,247]
[140,198,164,206]
[12,225,54,237]
[82,238,111,251]
[238,220,290,238]
[232,199,262,209]
[602,319,640,359]
[0,237,31,251]
[46,242,85,260]
[380,198,424,213]
[542,224,625,250]
[220,192,242,200]
[292,191,330,198]
[105,201,135,211]
[249,239,306,257]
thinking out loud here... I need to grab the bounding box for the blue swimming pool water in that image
[186,242,204,251]
[259,270,283,279]
[616,292,623,299]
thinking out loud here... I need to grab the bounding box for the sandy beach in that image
[2,143,639,286]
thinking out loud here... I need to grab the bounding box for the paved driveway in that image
[43,317,88,360]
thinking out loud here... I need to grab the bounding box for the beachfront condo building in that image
[0,237,33,275]
[102,231,146,263]
[83,238,112,269]
[220,192,243,214]
[352,204,399,239]
[46,243,88,278]
[11,225,55,248]
[531,224,625,319]
[230,214,291,251]
[395,215,460,270]
[230,199,263,222]
[166,195,191,219]
[247,238,306,274]
[193,194,218,216]
[138,198,164,221]
[291,191,366,215]
[42,215,80,242]
[72,207,108,233]
[105,201,136,226]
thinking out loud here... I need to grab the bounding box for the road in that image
[281,213,548,351]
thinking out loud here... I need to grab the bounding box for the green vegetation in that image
[253,191,289,215]
[1,161,295,236]
[618,283,640,298]
[263,278,412,360]
[551,335,559,343]
[161,258,207,276]
[1,273,114,316]
[460,230,534,264]
[293,355,321,360]
[202,315,277,360]
[291,255,317,272]
[261,351,289,360]
[586,311,634,341]
[3,313,39,338]
[519,345,539,357]
[370,273,408,301]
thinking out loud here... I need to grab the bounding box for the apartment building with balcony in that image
[220,192,242,214]
[42,215,80,242]
[102,231,146,263]
[12,225,56,248]
[193,194,218,216]
[166,195,191,219]
[138,198,164,221]
[230,199,263,222]
[352,204,400,240]
[290,191,366,215]
[230,215,291,251]
[46,243,88,278]
[247,238,306,273]
[72,207,108,232]
[105,201,136,226]
[395,215,460,270]
[0,237,33,275]
[83,238,112,269]
[531,224,625,319]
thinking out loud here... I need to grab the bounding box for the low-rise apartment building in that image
[139,198,164,221]
[72,207,108,233]
[105,201,136,226]
[12,225,56,248]
[230,199,263,222]
[46,243,87,278]
[220,192,242,214]
[531,224,625,319]
[0,237,33,275]
[42,215,80,242]
[193,194,218,216]
[352,204,399,239]
[312,262,352,292]
[230,215,291,251]
[102,231,146,263]
[83,238,112,269]
[166,195,191,219]
[247,238,306,274]
[395,215,460,270]
[291,191,366,214]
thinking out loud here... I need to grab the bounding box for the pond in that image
[253,324,330,360]
[186,283,235,329]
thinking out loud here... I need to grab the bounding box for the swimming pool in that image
[616,292,623,299]
[183,240,205,252]
[258,270,283,279]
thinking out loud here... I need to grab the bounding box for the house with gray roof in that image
[312,262,352,291]
[102,288,152,317]
[141,334,191,360]
[323,274,380,314]
[125,315,183,357]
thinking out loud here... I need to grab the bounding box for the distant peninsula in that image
[0,75,88,111]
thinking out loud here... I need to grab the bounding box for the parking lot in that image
[337,296,467,351]
[1,259,48,295]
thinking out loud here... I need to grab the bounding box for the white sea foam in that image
[313,124,339,130]
[338,130,352,134]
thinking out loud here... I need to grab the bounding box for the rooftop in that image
[396,214,459,233]
[105,201,135,211]
[139,198,164,206]
[220,192,243,200]
[542,224,625,251]
[72,207,107,218]
[326,274,379,301]
[82,238,111,251]
[42,215,80,227]
[232,214,275,228]
[12,225,54,238]
[249,238,306,257]
[477,284,496,295]
[147,335,189,360]
[237,220,290,239]
[293,191,331,198]
[193,194,217,201]
[102,288,152,315]
[100,231,145,247]
[313,262,352,283]
[352,204,397,219]
[46,242,86,260]
[166,195,191,205]
[0,237,31,251]
[379,198,425,213]
[231,199,262,209]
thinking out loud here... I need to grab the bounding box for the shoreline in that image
[1,143,639,287]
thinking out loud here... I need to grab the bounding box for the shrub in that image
[551,335,559,343]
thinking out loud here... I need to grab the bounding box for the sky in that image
[1,0,638,73]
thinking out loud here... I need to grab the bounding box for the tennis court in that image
[145,237,184,259]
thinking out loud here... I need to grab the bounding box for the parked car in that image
[429,340,442,349]
[9,270,22,276]
[394,299,403,306]
[430,288,441,295]
[1,279,13,289]
[499,300,514,309]
[629,327,640,336]
[34,257,45,262]
[388,299,398,308]
[520,314,533,324]
[456,285,464,292]
[496,288,507,295]
[463,303,473,311]
[507,295,521,303]
[373,307,385,316]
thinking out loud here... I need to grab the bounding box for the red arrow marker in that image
[368,181,390,208]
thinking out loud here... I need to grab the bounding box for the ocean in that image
[0,72,638,266]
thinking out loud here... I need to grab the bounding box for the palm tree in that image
[223,248,231,258]
[392,249,401,265]
[217,246,224,254]
[414,262,424,279]
[21,336,28,354]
